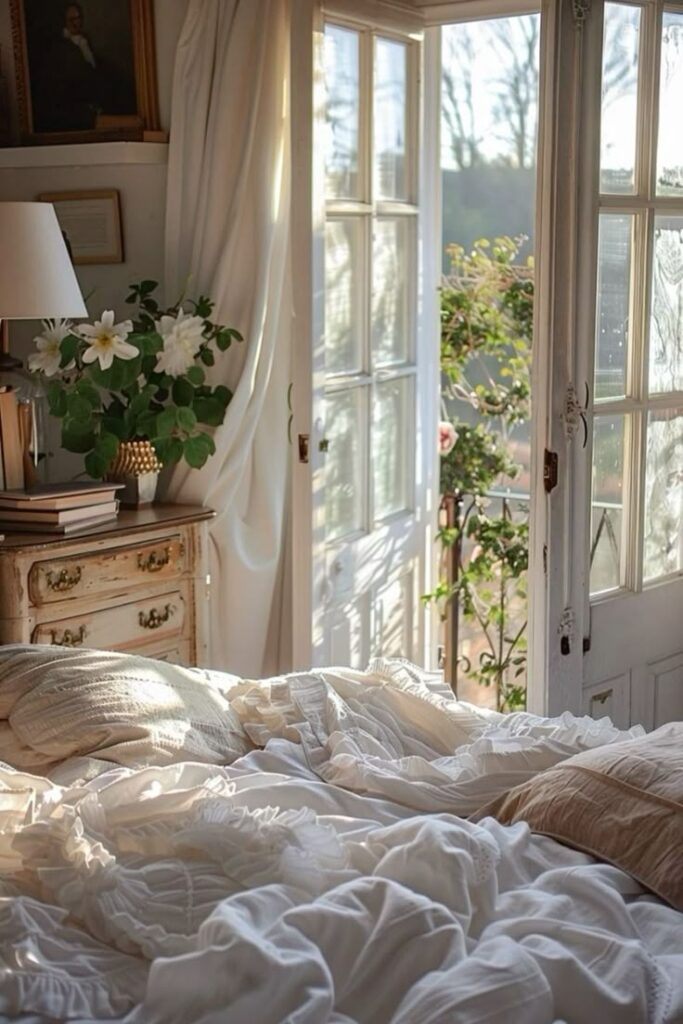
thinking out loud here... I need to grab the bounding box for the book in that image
[0,500,118,525]
[0,481,124,510]
[0,389,24,490]
[0,512,119,535]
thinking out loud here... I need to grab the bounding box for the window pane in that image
[590,414,625,594]
[440,15,540,268]
[644,408,683,581]
[372,376,412,520]
[595,214,632,400]
[325,387,365,541]
[372,218,411,367]
[325,219,364,375]
[599,3,640,195]
[656,11,683,196]
[324,25,360,199]
[649,217,683,394]
[374,38,407,200]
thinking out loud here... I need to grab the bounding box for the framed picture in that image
[9,0,162,145]
[38,190,124,264]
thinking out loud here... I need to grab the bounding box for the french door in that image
[291,1,438,670]
[535,0,683,725]
[580,0,683,728]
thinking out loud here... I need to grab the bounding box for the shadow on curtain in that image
[163,0,292,676]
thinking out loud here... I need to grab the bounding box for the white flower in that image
[79,310,137,370]
[439,421,457,455]
[28,319,74,377]
[154,307,205,378]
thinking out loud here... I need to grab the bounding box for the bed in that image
[0,645,681,1023]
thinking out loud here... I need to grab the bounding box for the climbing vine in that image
[424,237,533,712]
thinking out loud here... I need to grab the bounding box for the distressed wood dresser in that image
[0,505,213,667]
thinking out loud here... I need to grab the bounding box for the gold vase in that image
[108,440,162,507]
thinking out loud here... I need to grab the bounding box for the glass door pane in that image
[372,376,413,520]
[643,408,683,580]
[594,214,633,400]
[372,217,412,367]
[325,218,365,375]
[649,216,683,395]
[373,38,408,200]
[599,3,641,195]
[590,415,626,593]
[324,26,361,199]
[656,11,683,196]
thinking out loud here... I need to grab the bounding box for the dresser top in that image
[0,504,214,552]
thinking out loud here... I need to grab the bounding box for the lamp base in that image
[0,320,22,371]
[0,349,22,372]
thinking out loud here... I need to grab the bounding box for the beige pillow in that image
[472,722,683,911]
[0,645,250,771]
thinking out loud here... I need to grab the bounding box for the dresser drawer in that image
[28,535,186,607]
[31,590,186,650]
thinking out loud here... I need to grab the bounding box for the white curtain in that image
[163,0,291,676]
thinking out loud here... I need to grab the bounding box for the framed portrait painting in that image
[9,0,163,145]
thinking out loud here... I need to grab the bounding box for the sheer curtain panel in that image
[164,0,292,675]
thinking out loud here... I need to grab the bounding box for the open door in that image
[291,1,439,670]
[532,0,683,726]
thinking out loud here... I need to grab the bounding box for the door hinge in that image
[543,448,559,494]
[298,433,309,464]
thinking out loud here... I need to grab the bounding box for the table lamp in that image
[0,202,88,484]
[0,201,88,371]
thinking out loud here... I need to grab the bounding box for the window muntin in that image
[592,1,683,594]
[323,23,418,541]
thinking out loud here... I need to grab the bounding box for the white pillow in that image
[0,645,250,771]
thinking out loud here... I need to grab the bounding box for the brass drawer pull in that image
[137,547,171,573]
[139,603,174,630]
[45,566,83,592]
[50,625,87,647]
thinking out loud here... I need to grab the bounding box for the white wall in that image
[0,0,189,477]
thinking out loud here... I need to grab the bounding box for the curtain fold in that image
[163,0,291,676]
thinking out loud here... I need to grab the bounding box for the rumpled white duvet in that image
[0,655,681,1024]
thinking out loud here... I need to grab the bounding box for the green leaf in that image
[213,385,232,408]
[199,348,215,367]
[139,279,158,295]
[193,396,225,427]
[184,434,211,468]
[84,451,108,479]
[172,378,195,407]
[94,431,119,462]
[61,423,96,453]
[47,382,67,417]
[75,379,101,408]
[186,365,205,386]
[59,333,80,367]
[88,353,142,393]
[156,408,177,436]
[66,393,92,422]
[130,331,162,356]
[215,329,232,352]
[135,411,159,439]
[152,436,183,465]
[176,406,197,433]
[102,415,127,440]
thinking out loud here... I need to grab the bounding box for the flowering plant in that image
[29,281,242,478]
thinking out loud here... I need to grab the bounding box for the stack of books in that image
[0,482,123,534]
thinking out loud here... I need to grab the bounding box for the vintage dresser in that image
[0,505,213,667]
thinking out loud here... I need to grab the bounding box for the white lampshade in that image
[0,202,88,319]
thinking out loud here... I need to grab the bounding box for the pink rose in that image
[439,421,457,455]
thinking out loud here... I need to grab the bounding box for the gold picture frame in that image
[38,189,124,265]
[10,0,164,145]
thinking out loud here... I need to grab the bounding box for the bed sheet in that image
[0,659,681,1023]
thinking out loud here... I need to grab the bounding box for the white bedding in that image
[0,657,681,1023]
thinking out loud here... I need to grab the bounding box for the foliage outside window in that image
[423,237,533,713]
